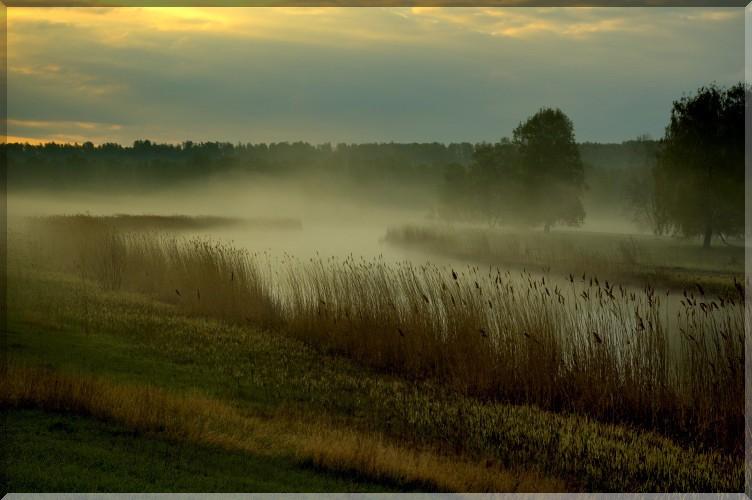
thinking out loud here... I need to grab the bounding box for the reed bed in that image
[281,255,744,453]
[19,215,746,454]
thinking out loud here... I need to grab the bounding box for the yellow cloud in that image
[8,6,742,52]
[409,7,636,40]
[9,61,125,97]
[8,119,125,145]
[5,134,100,145]
[680,10,738,22]
[8,7,419,48]
[6,135,51,145]
[8,119,123,131]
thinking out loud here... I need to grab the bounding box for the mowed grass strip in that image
[1,364,564,493]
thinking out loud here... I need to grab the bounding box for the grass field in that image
[4,410,397,493]
[3,269,741,492]
[3,215,745,492]
[5,272,566,492]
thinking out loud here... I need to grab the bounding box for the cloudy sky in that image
[7,6,746,145]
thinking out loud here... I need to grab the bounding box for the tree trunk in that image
[702,163,713,249]
[702,224,712,249]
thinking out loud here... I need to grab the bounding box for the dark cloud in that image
[8,7,745,144]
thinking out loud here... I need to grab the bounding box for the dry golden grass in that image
[17,215,745,453]
[298,430,554,492]
[1,363,564,492]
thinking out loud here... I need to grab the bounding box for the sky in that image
[7,6,746,145]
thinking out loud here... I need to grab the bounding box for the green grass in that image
[2,409,395,493]
[7,271,397,416]
[5,269,743,492]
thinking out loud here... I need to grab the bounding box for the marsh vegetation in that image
[4,224,743,491]
[4,83,747,493]
[5,212,745,491]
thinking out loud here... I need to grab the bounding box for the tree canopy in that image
[436,110,668,231]
[653,83,746,247]
[512,108,585,231]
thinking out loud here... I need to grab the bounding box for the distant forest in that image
[6,83,745,246]
[4,138,658,233]
[4,139,653,191]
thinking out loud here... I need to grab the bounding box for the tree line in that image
[439,83,746,247]
[5,140,474,190]
[5,82,746,247]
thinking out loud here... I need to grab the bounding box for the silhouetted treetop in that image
[653,83,746,247]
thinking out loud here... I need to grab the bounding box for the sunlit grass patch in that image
[1,364,564,492]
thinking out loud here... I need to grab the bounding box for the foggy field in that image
[5,8,748,492]
[5,130,747,492]
[5,211,745,492]
[5,225,742,492]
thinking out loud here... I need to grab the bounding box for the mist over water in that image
[9,170,649,266]
[7,178,704,352]
[9,185,421,262]
[5,6,747,491]
[9,168,744,346]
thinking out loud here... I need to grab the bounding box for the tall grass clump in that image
[23,215,280,327]
[19,215,745,455]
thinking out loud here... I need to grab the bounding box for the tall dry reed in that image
[20,215,745,453]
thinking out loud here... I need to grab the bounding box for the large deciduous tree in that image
[512,108,585,232]
[654,84,746,248]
